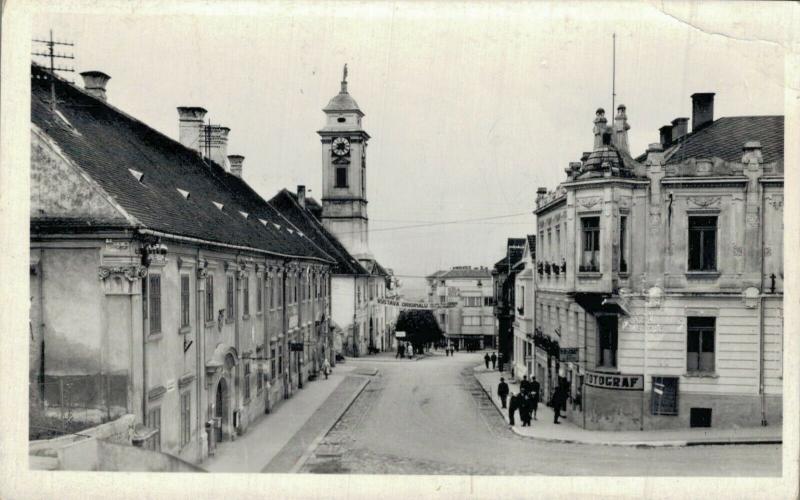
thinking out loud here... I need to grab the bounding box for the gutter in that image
[137,228,334,264]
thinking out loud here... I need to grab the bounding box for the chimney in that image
[177,107,208,153]
[593,108,608,149]
[297,185,306,208]
[80,71,111,101]
[228,155,244,178]
[671,117,689,142]
[691,92,715,132]
[613,104,630,154]
[659,125,673,148]
[206,125,230,168]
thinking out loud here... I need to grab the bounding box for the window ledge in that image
[256,311,263,317]
[146,332,164,343]
[685,271,720,279]
[179,325,191,335]
[618,272,630,279]
[242,314,251,321]
[592,366,620,374]
[577,272,602,279]
[225,318,235,324]
[684,371,718,379]
[204,320,217,328]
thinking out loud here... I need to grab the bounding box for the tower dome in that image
[323,64,363,116]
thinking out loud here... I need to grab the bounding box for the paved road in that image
[302,352,781,476]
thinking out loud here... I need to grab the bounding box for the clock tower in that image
[318,65,372,259]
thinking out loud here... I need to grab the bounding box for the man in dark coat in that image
[497,377,509,408]
[519,393,532,427]
[490,352,497,369]
[520,375,531,395]
[530,377,540,420]
[552,384,566,424]
[507,392,519,426]
[497,352,504,372]
[484,353,491,369]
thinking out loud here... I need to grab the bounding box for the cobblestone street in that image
[301,352,781,476]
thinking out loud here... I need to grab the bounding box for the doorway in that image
[215,378,228,442]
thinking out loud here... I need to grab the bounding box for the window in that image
[243,362,251,401]
[278,345,283,374]
[687,317,715,373]
[146,407,161,451]
[484,296,494,306]
[651,376,679,416]
[463,316,481,326]
[688,216,717,271]
[597,316,618,368]
[518,287,525,315]
[243,275,250,317]
[180,275,190,328]
[335,166,348,187]
[464,297,482,307]
[619,216,628,272]
[257,276,263,313]
[180,392,191,447]
[270,347,276,379]
[205,275,214,322]
[257,365,263,393]
[226,276,235,319]
[581,217,600,271]
[147,275,162,334]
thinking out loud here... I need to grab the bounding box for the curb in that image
[472,368,781,448]
[289,375,371,473]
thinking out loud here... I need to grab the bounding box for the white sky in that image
[32,1,787,294]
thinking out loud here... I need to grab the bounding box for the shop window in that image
[581,217,600,272]
[651,376,678,416]
[687,317,715,373]
[688,216,717,271]
[597,316,617,368]
[205,275,214,322]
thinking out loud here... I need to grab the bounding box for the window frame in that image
[686,316,716,373]
[180,274,191,329]
[687,215,718,272]
[581,216,601,272]
[148,274,162,335]
[256,276,263,313]
[146,406,162,451]
[597,315,618,369]
[180,391,191,447]
[226,275,235,320]
[335,165,348,188]
[619,215,628,273]
[205,275,214,323]
[242,274,250,317]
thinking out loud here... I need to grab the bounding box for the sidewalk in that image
[474,366,782,447]
[203,364,364,472]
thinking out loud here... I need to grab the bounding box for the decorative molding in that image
[197,259,209,279]
[577,196,602,210]
[104,239,130,251]
[687,196,721,208]
[767,194,783,211]
[147,385,167,401]
[98,265,148,282]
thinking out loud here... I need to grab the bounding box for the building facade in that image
[491,238,526,367]
[427,267,495,350]
[29,64,335,464]
[533,93,783,430]
[512,236,536,380]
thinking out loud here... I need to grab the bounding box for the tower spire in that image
[341,63,348,93]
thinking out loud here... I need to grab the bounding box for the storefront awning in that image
[572,293,629,316]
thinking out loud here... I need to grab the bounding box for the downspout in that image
[582,309,587,430]
[195,249,204,454]
[759,181,767,426]
[38,248,46,404]
[141,255,148,424]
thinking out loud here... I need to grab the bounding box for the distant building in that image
[512,236,536,381]
[534,94,783,430]
[491,238,526,366]
[427,267,495,350]
[29,64,335,463]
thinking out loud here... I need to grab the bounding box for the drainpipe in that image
[759,181,767,426]
[195,249,204,455]
[37,248,46,405]
[141,246,148,425]
[582,309,587,429]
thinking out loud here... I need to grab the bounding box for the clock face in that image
[332,137,350,156]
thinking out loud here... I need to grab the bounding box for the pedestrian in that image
[322,357,331,380]
[397,344,404,359]
[552,384,566,424]
[530,377,540,420]
[497,377,509,409]
[520,375,530,395]
[520,393,532,427]
[497,352,504,372]
[484,352,491,369]
[508,392,519,426]
[490,352,497,370]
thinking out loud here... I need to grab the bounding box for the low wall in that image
[30,414,134,455]
[58,438,205,472]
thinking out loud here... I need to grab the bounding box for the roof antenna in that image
[32,29,75,111]
[611,33,616,115]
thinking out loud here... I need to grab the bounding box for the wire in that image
[331,211,533,236]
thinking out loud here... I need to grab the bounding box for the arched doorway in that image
[214,377,228,443]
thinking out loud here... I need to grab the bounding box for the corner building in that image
[534,93,783,430]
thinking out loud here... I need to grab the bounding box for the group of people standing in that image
[497,375,541,427]
[395,342,416,359]
[483,352,498,370]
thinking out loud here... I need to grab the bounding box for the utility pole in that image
[32,30,75,111]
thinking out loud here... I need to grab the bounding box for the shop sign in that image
[395,331,406,338]
[586,371,643,390]
[559,347,579,362]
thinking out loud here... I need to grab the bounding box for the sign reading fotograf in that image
[586,371,644,390]
[559,347,579,362]
[376,298,458,309]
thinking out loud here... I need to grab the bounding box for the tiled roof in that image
[268,190,369,276]
[438,268,492,279]
[663,116,783,166]
[30,64,332,262]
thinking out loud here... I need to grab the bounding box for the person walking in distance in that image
[530,376,540,420]
[484,352,491,370]
[497,377,509,409]
[490,352,497,370]
[552,382,566,424]
[520,392,532,427]
[508,392,519,426]
[322,357,331,380]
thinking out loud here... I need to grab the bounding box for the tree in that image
[395,309,444,353]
